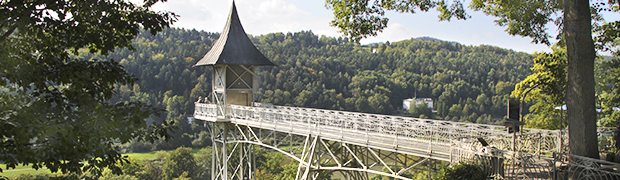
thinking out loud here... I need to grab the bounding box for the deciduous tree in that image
[410,101,432,118]
[0,0,176,174]
[325,0,619,158]
[511,45,567,130]
[163,147,198,180]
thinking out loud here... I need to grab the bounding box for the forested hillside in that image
[254,31,533,124]
[85,28,534,142]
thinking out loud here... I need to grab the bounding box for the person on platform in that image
[195,96,202,104]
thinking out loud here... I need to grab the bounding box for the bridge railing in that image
[552,152,620,179]
[233,104,563,155]
[466,150,620,179]
[227,104,469,160]
[194,103,616,157]
[194,103,620,179]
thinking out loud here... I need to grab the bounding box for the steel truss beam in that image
[208,122,443,180]
[197,103,616,180]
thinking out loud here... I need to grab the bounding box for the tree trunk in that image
[564,0,599,158]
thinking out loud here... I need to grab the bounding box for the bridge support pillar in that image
[210,122,256,180]
[236,139,254,180]
[211,122,228,180]
[296,135,318,180]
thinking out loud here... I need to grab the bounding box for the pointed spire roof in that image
[194,1,274,66]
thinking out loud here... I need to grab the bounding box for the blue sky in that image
[149,0,610,54]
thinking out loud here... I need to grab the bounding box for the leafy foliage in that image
[162,147,198,180]
[469,0,563,45]
[99,29,533,129]
[511,45,620,130]
[410,101,432,118]
[253,147,298,180]
[511,45,567,130]
[323,0,618,160]
[593,1,620,56]
[325,0,468,42]
[253,32,532,121]
[597,56,620,127]
[368,157,446,179]
[434,162,486,180]
[103,29,216,152]
[101,168,139,180]
[0,0,176,175]
[193,147,212,179]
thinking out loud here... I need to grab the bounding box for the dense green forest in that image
[80,28,534,151]
[253,31,533,122]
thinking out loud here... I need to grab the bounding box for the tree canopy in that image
[0,0,176,175]
[162,147,198,180]
[325,0,620,159]
[105,28,533,127]
[511,45,567,130]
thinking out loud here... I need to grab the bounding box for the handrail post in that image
[289,110,293,133]
[449,139,453,163]
[537,133,542,156]
[340,115,344,140]
[395,121,399,148]
[366,115,369,144]
[429,125,433,154]
[557,130,563,153]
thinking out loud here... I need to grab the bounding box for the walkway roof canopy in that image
[194,2,274,66]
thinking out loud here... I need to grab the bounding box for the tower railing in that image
[194,103,218,121]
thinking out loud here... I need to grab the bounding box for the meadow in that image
[0,149,203,178]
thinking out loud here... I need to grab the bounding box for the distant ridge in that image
[364,36,460,46]
[413,36,443,42]
[413,36,459,44]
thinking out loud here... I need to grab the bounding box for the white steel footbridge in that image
[194,103,620,180]
[191,2,620,179]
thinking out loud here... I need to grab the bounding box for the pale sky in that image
[148,0,610,54]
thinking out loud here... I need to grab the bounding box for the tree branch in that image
[0,26,16,40]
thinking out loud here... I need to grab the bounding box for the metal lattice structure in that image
[195,103,620,179]
[202,107,451,180]
[197,103,565,157]
[552,153,620,179]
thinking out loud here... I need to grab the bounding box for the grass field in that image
[0,148,206,178]
[124,150,165,160]
[0,168,58,178]
[0,164,60,178]
[124,148,203,161]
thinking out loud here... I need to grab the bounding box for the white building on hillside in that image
[403,98,434,111]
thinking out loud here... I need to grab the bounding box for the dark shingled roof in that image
[194,2,274,66]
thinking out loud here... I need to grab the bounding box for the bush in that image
[136,162,163,180]
[194,147,212,179]
[162,147,198,180]
[100,169,138,180]
[120,158,145,176]
[129,140,153,153]
[435,162,486,180]
[154,151,168,163]
[191,131,211,148]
